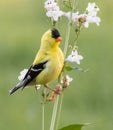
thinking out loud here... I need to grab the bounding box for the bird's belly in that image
[35,63,62,85]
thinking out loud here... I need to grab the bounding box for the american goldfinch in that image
[9,28,64,95]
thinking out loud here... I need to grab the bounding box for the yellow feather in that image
[33,29,64,84]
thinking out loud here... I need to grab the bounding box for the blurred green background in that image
[0,0,113,130]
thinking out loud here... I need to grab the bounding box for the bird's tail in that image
[9,80,26,95]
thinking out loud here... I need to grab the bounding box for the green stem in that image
[74,29,80,46]
[49,0,79,129]
[42,103,45,130]
[73,0,80,11]
[50,11,72,130]
[50,95,59,130]
[41,88,47,130]
[54,93,64,130]
[54,21,72,129]
[63,13,72,57]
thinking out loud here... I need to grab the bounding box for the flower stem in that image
[49,0,79,129]
[49,11,72,130]
[73,0,80,11]
[54,93,64,130]
[63,13,72,57]
[50,95,59,130]
[54,22,72,130]
[42,103,45,130]
[41,88,47,130]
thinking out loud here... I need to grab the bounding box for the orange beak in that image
[56,36,62,42]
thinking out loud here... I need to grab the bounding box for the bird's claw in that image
[47,84,62,102]
[47,91,56,102]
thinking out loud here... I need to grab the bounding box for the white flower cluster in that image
[44,0,64,21]
[45,1,101,27]
[84,2,101,27]
[64,2,101,28]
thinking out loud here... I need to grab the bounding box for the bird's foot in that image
[47,84,62,102]
[47,91,56,101]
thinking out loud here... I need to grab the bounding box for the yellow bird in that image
[9,28,64,95]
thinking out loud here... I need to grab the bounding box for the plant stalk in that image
[50,95,59,130]
[41,88,47,130]
[54,93,64,130]
[63,14,72,57]
[49,12,72,130]
[42,103,45,130]
[54,20,72,130]
[49,0,79,129]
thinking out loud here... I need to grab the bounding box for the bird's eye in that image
[51,28,60,39]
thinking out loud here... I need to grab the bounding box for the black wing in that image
[9,60,48,95]
[23,60,48,86]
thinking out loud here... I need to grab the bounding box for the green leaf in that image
[59,124,86,130]
[65,66,82,71]
[65,66,74,71]
[65,66,89,72]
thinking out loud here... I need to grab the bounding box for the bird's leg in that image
[44,84,63,102]
[44,84,56,101]
[47,91,56,102]
[44,84,56,92]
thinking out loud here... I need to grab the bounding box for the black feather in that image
[51,28,60,39]
[9,60,48,95]
[23,60,48,86]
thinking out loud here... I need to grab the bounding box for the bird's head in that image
[41,28,62,48]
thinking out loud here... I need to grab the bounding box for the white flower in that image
[18,69,28,81]
[66,50,83,64]
[78,3,100,28]
[45,0,57,10]
[65,75,73,86]
[62,75,73,88]
[44,0,64,21]
[86,2,100,15]
[46,9,64,21]
[84,15,101,27]
[83,2,101,27]
[64,11,79,22]
[72,12,79,19]
[64,3,101,28]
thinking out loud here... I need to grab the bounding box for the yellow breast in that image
[35,47,64,85]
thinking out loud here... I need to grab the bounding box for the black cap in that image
[51,28,61,39]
